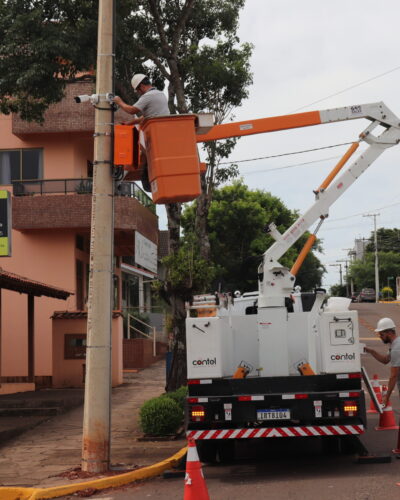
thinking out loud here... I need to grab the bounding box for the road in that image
[66,303,400,500]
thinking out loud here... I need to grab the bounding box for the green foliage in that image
[0,0,251,122]
[139,396,182,436]
[182,181,325,292]
[349,251,400,291]
[164,386,187,410]
[161,234,217,297]
[365,228,400,253]
[381,286,393,298]
[0,0,98,121]
[330,284,347,297]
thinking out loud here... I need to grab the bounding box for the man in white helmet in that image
[113,73,169,124]
[113,74,169,191]
[364,317,400,407]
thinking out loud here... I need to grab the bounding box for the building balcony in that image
[12,81,131,135]
[12,179,158,251]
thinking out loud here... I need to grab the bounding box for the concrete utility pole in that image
[363,213,380,303]
[330,263,343,286]
[343,248,356,295]
[82,0,115,473]
[336,259,349,297]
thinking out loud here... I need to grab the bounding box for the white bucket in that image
[325,297,351,312]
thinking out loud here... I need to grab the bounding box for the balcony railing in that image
[12,178,155,213]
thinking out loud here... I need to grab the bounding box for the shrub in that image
[381,286,393,298]
[165,386,188,410]
[139,396,182,436]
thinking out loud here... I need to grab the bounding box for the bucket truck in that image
[183,102,400,461]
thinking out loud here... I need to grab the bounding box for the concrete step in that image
[0,398,82,409]
[0,407,61,417]
[0,416,46,444]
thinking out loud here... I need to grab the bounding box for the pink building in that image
[0,81,159,394]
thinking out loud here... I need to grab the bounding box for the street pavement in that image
[81,302,400,500]
[2,302,400,499]
[0,360,185,488]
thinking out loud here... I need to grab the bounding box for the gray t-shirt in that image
[389,336,400,388]
[134,88,170,118]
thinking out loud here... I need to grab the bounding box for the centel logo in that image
[330,353,355,361]
[193,358,217,366]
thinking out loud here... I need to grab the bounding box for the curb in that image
[0,446,187,500]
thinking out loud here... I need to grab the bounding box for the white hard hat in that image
[375,317,396,332]
[131,73,147,90]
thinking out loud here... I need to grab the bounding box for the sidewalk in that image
[0,360,185,488]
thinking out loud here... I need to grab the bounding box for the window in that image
[64,334,87,359]
[0,149,43,184]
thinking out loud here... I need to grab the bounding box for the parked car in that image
[351,293,359,303]
[357,288,376,302]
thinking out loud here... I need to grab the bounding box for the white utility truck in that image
[185,102,400,461]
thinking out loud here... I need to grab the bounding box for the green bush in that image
[165,386,188,410]
[139,396,182,436]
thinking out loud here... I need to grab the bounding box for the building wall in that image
[0,230,76,376]
[52,316,123,388]
[0,91,157,388]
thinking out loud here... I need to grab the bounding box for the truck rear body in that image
[186,372,366,440]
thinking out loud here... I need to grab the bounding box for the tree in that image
[365,228,400,253]
[0,0,252,390]
[182,181,326,293]
[349,251,400,291]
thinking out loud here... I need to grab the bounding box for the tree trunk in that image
[165,292,187,392]
[195,174,211,261]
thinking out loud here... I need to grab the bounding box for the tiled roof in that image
[0,268,72,299]
[51,310,123,320]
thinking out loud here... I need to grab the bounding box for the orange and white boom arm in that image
[197,102,400,307]
[197,102,400,143]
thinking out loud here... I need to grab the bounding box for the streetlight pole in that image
[82,0,115,473]
[363,213,380,303]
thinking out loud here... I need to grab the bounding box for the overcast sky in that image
[158,0,400,291]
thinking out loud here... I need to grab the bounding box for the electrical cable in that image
[292,64,400,112]
[238,155,341,175]
[219,141,355,165]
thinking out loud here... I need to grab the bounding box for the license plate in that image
[257,409,291,420]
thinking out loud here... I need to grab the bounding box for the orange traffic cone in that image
[184,439,210,500]
[392,424,400,454]
[375,386,399,431]
[367,374,382,413]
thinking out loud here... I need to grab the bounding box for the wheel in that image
[196,440,218,464]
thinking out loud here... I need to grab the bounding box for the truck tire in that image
[196,440,218,464]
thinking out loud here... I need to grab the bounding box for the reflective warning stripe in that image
[186,424,364,440]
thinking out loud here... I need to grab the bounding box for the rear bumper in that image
[187,424,365,440]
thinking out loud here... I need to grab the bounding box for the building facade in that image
[0,81,159,392]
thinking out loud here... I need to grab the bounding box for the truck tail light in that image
[191,405,205,422]
[343,400,358,416]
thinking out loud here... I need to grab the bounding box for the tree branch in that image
[171,0,196,55]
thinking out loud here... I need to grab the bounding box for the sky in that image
[158,0,400,291]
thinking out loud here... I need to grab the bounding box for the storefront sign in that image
[0,190,11,257]
[135,232,157,274]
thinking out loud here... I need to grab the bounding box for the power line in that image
[239,155,340,175]
[292,64,400,112]
[219,142,354,165]
[326,200,400,223]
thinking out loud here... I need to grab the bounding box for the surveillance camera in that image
[74,95,91,104]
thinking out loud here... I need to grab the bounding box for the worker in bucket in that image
[364,317,400,407]
[113,73,170,124]
[113,74,170,191]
